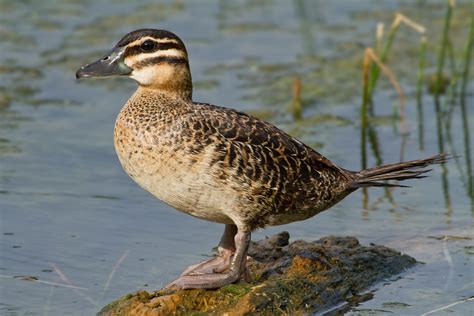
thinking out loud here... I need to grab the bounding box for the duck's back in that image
[114,89,354,229]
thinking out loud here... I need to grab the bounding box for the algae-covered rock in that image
[98,232,416,315]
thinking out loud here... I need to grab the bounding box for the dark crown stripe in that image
[117,29,184,47]
[125,41,185,57]
[134,56,188,69]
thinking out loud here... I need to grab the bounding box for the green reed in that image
[360,49,372,208]
[361,49,371,171]
[432,0,456,217]
[461,5,474,99]
[291,76,303,121]
[461,8,474,199]
[368,20,399,98]
[356,2,472,210]
[416,38,427,151]
[434,0,454,96]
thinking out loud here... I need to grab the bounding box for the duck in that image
[76,29,448,289]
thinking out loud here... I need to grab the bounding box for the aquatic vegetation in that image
[356,1,473,209]
[416,36,427,150]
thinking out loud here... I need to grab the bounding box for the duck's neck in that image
[134,86,191,104]
[135,64,193,102]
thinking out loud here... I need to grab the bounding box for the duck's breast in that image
[113,108,236,224]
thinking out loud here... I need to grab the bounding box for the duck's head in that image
[76,29,192,99]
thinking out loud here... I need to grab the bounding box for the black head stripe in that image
[125,41,185,57]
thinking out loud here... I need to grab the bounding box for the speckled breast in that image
[113,101,235,225]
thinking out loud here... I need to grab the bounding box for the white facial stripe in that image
[154,37,180,44]
[128,49,187,63]
[142,48,186,59]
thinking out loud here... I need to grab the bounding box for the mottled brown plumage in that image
[76,29,448,289]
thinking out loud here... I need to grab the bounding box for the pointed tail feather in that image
[350,153,450,189]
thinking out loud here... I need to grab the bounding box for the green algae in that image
[221,283,252,297]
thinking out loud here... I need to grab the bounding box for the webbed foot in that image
[165,229,250,290]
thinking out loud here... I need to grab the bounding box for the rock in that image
[98,232,416,315]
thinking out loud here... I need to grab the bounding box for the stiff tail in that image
[350,153,450,188]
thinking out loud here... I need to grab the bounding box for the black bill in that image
[76,46,132,79]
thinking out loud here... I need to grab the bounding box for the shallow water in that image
[1,0,473,315]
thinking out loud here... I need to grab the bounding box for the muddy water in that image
[1,1,473,315]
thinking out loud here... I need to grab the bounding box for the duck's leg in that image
[165,228,251,289]
[179,224,237,276]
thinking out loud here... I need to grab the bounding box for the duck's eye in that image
[140,40,156,52]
